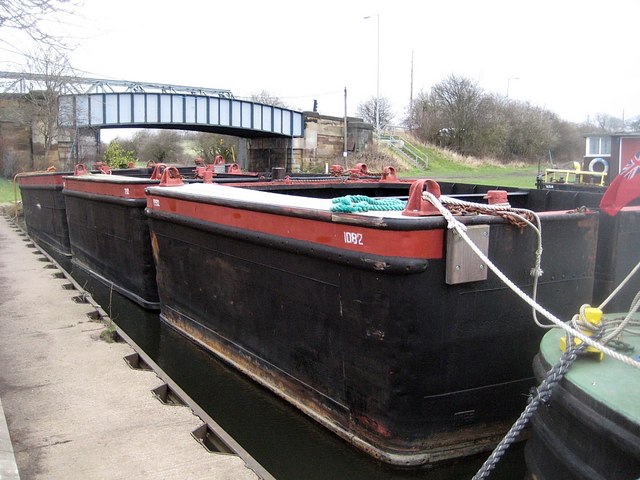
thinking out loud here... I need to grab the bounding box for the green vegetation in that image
[424,164,540,188]
[399,142,541,188]
[191,134,237,163]
[99,320,119,343]
[391,74,591,166]
[378,136,541,188]
[103,141,137,168]
[403,164,540,188]
[0,178,21,204]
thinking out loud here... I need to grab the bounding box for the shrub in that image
[103,142,136,168]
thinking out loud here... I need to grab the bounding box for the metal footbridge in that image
[1,71,304,138]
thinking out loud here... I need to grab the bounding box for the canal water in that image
[71,267,526,480]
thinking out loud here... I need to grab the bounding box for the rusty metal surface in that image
[159,308,517,467]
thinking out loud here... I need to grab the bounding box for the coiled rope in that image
[573,289,640,346]
[439,195,538,229]
[330,195,407,213]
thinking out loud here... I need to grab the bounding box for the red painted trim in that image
[147,195,444,260]
[64,177,151,199]
[16,173,66,186]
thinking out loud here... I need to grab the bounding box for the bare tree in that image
[135,130,186,164]
[629,116,640,132]
[410,74,583,163]
[592,113,625,132]
[23,47,76,167]
[407,90,445,145]
[249,90,288,108]
[356,96,393,132]
[191,132,239,163]
[429,75,483,153]
[0,0,76,49]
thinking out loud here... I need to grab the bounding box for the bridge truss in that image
[0,71,234,98]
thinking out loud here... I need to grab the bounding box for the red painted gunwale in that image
[16,173,65,186]
[146,194,445,260]
[64,176,152,199]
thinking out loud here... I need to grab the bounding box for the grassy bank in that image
[411,164,541,188]
[387,139,542,188]
[0,178,20,204]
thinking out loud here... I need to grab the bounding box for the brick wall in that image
[247,112,373,173]
[0,95,100,176]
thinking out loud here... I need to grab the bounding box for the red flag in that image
[599,152,640,216]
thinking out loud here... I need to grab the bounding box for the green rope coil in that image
[330,195,407,213]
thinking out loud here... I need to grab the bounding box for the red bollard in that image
[483,190,509,205]
[380,166,398,182]
[159,166,184,186]
[74,164,89,176]
[149,163,168,180]
[402,179,442,216]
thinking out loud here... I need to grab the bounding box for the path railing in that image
[377,134,429,168]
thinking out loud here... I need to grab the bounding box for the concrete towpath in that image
[0,213,261,480]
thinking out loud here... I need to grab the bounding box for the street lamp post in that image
[364,14,380,136]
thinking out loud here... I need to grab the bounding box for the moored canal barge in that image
[60,164,263,310]
[16,170,73,266]
[145,180,599,466]
[16,163,261,269]
[525,317,640,479]
[535,175,640,317]
[63,172,167,309]
[16,165,176,268]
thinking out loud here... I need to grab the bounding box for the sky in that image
[2,0,640,131]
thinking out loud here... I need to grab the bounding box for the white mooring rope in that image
[424,191,640,370]
[439,195,551,329]
[439,192,640,479]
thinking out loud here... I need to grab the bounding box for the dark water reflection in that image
[71,268,526,480]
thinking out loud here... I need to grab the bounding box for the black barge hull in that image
[145,183,599,466]
[60,169,275,310]
[593,206,640,312]
[63,175,162,309]
[16,167,161,268]
[17,172,72,267]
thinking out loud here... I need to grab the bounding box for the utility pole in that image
[363,14,380,136]
[409,50,414,133]
[343,86,348,164]
[375,14,380,136]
